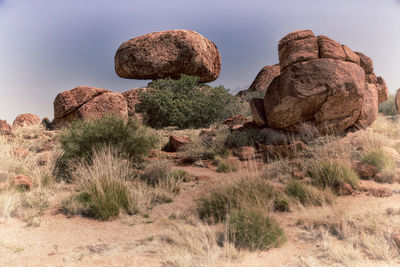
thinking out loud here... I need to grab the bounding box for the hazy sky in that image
[1,0,400,122]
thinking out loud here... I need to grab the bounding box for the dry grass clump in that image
[226,206,285,251]
[162,215,241,267]
[372,113,400,139]
[362,148,396,172]
[62,147,185,220]
[285,180,334,207]
[179,126,230,163]
[197,177,289,224]
[294,204,400,266]
[307,160,359,193]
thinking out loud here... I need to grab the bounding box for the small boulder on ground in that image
[13,113,41,128]
[169,135,191,152]
[11,175,33,191]
[352,160,378,179]
[115,29,221,82]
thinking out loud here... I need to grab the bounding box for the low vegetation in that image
[226,207,285,251]
[137,75,247,129]
[308,161,359,193]
[56,116,157,180]
[285,180,334,206]
[362,148,396,172]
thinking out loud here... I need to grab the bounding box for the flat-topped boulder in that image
[114,29,221,83]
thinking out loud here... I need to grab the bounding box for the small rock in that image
[194,160,206,168]
[352,160,378,179]
[338,183,354,196]
[231,124,244,131]
[169,135,191,152]
[11,175,33,191]
[233,146,255,161]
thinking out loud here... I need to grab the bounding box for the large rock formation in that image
[114,30,221,83]
[237,64,280,96]
[52,86,128,127]
[251,30,388,134]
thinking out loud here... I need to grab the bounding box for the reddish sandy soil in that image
[0,160,397,267]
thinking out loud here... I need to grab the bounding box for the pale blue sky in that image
[1,0,400,122]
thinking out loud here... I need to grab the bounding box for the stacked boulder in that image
[250,30,388,134]
[237,64,280,96]
[51,30,221,127]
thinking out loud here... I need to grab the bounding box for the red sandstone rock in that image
[52,86,128,127]
[0,120,12,135]
[169,135,191,152]
[237,65,280,96]
[11,175,33,191]
[122,87,151,116]
[250,98,267,126]
[115,29,221,83]
[13,113,41,128]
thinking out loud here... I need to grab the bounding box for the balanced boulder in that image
[52,86,128,127]
[114,30,221,83]
[256,30,387,134]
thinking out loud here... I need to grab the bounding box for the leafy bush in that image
[285,180,334,206]
[378,94,397,116]
[226,207,285,251]
[308,161,359,193]
[136,75,245,129]
[362,148,396,172]
[197,178,289,223]
[56,116,157,180]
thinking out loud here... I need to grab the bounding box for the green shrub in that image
[308,161,359,193]
[378,94,397,116]
[56,116,157,180]
[285,180,334,206]
[197,179,289,223]
[362,148,396,172]
[136,75,245,129]
[226,207,285,251]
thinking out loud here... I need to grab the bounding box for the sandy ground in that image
[0,160,398,267]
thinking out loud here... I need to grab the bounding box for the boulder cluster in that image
[51,30,221,127]
[249,30,388,134]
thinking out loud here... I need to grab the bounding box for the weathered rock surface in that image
[122,87,150,116]
[237,65,280,96]
[115,29,221,82]
[169,135,191,152]
[252,30,388,134]
[13,113,41,128]
[0,120,12,135]
[250,98,267,126]
[52,86,128,127]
